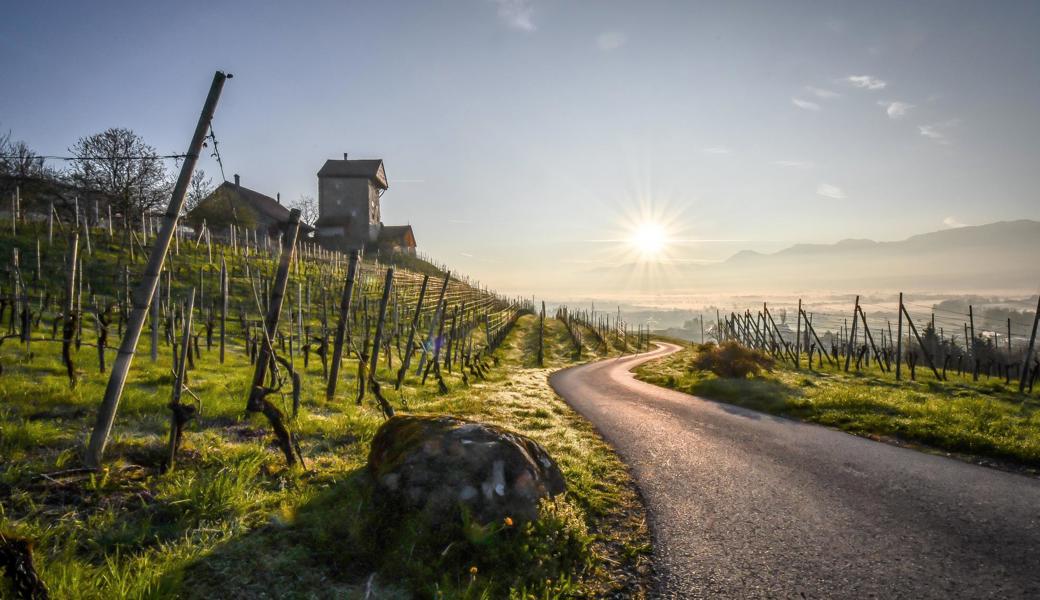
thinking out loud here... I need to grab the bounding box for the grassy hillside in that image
[0,226,650,599]
[635,344,1040,471]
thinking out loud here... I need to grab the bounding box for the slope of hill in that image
[700,220,1040,292]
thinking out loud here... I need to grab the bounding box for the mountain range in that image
[682,220,1040,293]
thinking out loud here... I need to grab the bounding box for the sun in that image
[629,221,669,257]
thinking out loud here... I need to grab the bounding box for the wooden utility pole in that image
[326,250,360,400]
[86,71,228,468]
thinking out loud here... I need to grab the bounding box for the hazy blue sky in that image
[2,1,1038,297]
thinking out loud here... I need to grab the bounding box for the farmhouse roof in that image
[317,158,388,189]
[194,179,314,232]
[378,224,416,247]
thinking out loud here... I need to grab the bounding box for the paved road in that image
[550,343,1040,599]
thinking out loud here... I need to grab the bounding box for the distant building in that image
[186,174,312,237]
[314,155,416,253]
[377,225,417,255]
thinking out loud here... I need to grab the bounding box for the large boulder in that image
[367,415,566,526]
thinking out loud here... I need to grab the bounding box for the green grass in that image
[635,345,1040,469]
[0,311,649,599]
[0,226,648,598]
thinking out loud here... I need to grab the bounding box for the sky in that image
[2,0,1039,299]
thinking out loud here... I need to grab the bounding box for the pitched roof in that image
[317,159,388,189]
[378,224,416,247]
[192,181,314,232]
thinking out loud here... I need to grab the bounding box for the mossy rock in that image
[367,415,566,527]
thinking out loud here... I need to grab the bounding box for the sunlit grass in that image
[635,345,1040,468]
[1,309,648,598]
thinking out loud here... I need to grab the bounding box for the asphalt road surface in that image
[550,342,1040,599]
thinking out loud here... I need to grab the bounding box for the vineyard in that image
[636,295,1040,469]
[0,159,665,600]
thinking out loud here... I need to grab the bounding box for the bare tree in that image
[293,194,319,227]
[69,128,170,228]
[185,168,214,212]
[0,129,46,178]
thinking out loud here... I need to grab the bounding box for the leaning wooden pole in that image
[85,71,228,468]
[326,250,360,400]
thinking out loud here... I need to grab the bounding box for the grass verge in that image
[634,344,1040,471]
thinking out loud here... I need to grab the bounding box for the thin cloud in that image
[845,75,887,90]
[597,31,627,51]
[806,86,840,99]
[774,160,814,168]
[879,101,913,119]
[491,0,535,31]
[918,118,961,144]
[816,183,846,199]
[702,147,732,155]
[943,216,967,228]
[792,97,821,111]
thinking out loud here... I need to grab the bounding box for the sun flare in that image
[629,221,669,257]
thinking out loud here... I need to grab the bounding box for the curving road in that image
[550,342,1040,599]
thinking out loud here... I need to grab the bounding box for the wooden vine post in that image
[416,271,451,375]
[62,234,79,388]
[794,299,801,369]
[366,267,396,418]
[395,272,429,389]
[246,209,302,466]
[896,293,904,380]
[85,71,228,468]
[1019,290,1040,392]
[219,254,228,364]
[844,295,860,372]
[165,288,196,473]
[326,249,360,400]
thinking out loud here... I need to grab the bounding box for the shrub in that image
[690,341,775,378]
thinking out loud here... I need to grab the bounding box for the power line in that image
[0,154,189,161]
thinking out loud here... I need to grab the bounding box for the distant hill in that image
[696,220,1040,292]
